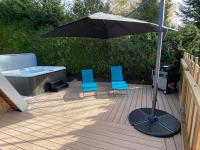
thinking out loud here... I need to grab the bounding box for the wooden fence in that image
[180,52,200,150]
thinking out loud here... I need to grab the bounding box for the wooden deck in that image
[0,81,183,150]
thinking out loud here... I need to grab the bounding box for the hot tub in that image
[1,66,66,96]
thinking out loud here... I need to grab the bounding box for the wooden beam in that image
[0,89,17,113]
[0,95,10,112]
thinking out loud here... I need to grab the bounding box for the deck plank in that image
[0,81,182,150]
[160,91,177,150]
[119,86,135,124]
[125,84,140,124]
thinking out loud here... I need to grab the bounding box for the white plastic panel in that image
[0,73,28,111]
[0,53,37,72]
[2,66,66,77]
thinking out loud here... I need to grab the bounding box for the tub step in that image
[45,80,69,92]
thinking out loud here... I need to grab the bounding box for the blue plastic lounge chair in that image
[81,69,98,96]
[111,66,128,94]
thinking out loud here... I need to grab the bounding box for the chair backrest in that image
[111,66,123,82]
[82,69,94,83]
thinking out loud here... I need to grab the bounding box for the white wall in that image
[0,53,37,72]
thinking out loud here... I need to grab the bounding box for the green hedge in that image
[0,22,200,83]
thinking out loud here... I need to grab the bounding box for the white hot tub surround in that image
[0,53,67,96]
[1,66,66,77]
[0,53,37,72]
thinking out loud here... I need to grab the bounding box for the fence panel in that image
[180,52,200,150]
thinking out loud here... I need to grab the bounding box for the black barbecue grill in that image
[152,64,179,94]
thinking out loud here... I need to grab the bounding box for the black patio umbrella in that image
[42,0,180,137]
[42,12,170,39]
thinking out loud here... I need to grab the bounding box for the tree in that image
[0,0,187,82]
[0,0,65,29]
[109,0,174,27]
[108,0,137,16]
[71,0,109,19]
[163,24,200,62]
[180,0,200,28]
[134,0,159,23]
[37,0,65,27]
[165,0,175,27]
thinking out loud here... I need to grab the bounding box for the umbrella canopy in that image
[42,12,171,39]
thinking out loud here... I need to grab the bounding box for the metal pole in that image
[152,0,165,117]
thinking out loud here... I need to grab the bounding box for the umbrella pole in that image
[128,0,181,137]
[151,0,165,118]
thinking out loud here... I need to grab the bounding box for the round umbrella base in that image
[128,108,181,137]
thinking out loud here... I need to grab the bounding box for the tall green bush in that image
[1,0,200,83]
[163,24,200,61]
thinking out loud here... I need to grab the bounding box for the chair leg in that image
[83,92,84,97]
